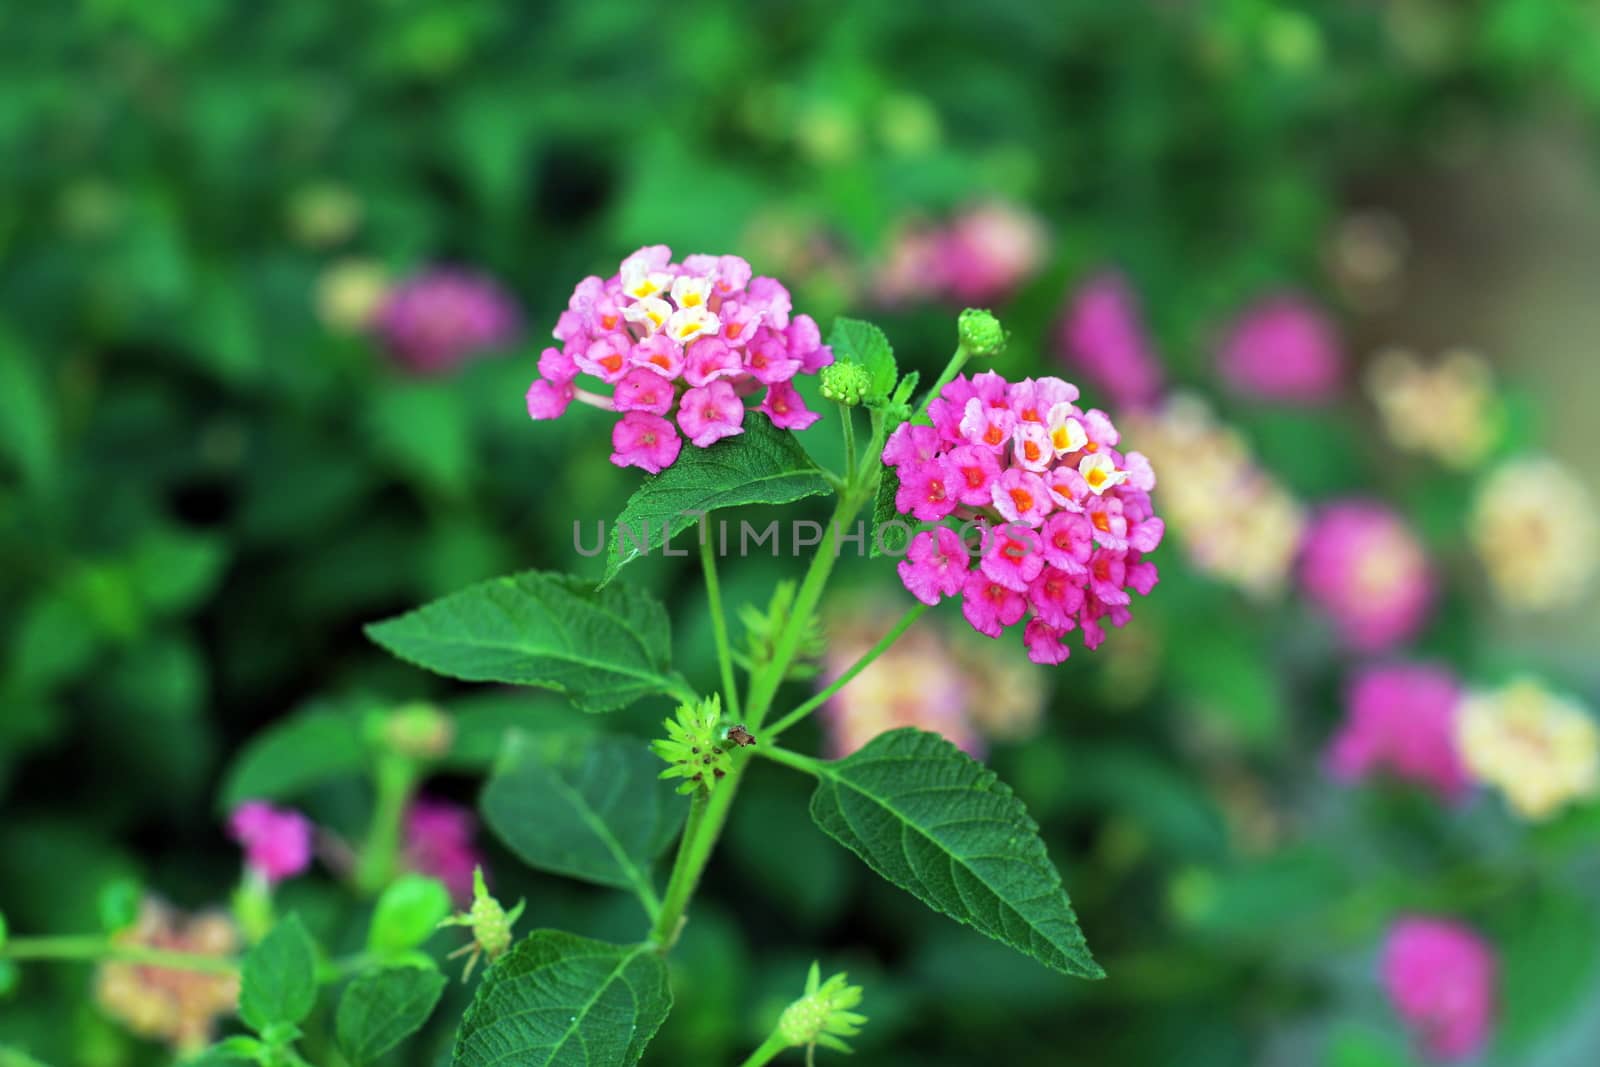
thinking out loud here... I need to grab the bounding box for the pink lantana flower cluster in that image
[1326,663,1471,803]
[228,801,314,885]
[885,372,1164,664]
[526,246,833,474]
[1382,917,1497,1063]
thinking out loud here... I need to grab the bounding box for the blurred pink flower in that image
[404,797,483,905]
[873,201,1047,308]
[1055,272,1165,411]
[1216,293,1344,404]
[228,802,313,885]
[373,268,519,375]
[1327,664,1471,802]
[1382,917,1496,1062]
[1299,501,1433,653]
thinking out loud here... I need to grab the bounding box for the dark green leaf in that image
[803,728,1102,978]
[601,414,831,585]
[827,318,897,403]
[336,966,448,1066]
[452,930,671,1067]
[219,707,367,811]
[239,914,318,1033]
[366,570,687,713]
[0,329,56,488]
[481,732,685,898]
[869,465,910,558]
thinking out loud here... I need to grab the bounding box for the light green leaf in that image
[336,966,448,1066]
[219,705,367,811]
[366,570,687,713]
[827,318,897,403]
[452,931,671,1067]
[239,914,318,1033]
[481,732,685,900]
[803,728,1102,978]
[602,414,830,585]
[368,875,453,955]
[179,1036,265,1067]
[367,383,472,496]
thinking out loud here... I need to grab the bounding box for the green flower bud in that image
[777,962,867,1055]
[375,701,455,760]
[652,695,737,794]
[820,362,872,406]
[957,308,1007,358]
[438,867,524,981]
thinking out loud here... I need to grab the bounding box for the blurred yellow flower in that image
[1470,455,1599,612]
[316,257,390,334]
[1366,347,1501,468]
[1124,395,1306,598]
[1457,678,1600,821]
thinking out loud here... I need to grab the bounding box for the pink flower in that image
[871,201,1046,307]
[1327,664,1471,802]
[898,527,969,605]
[882,371,1162,660]
[403,798,484,906]
[527,246,832,473]
[373,268,519,375]
[677,381,746,447]
[228,802,313,885]
[1300,501,1434,653]
[1217,294,1344,404]
[525,378,574,420]
[1382,918,1496,1062]
[1056,272,1165,410]
[758,381,820,430]
[611,411,682,473]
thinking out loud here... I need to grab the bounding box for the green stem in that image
[916,343,971,423]
[649,771,743,950]
[766,601,929,741]
[757,744,824,777]
[1,936,238,975]
[355,754,418,896]
[738,1030,793,1067]
[701,527,742,721]
[840,406,858,483]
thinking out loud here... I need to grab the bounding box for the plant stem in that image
[701,527,742,721]
[738,1030,793,1067]
[757,744,824,777]
[765,601,930,741]
[355,753,417,896]
[840,406,858,483]
[1,936,238,975]
[917,343,970,422]
[649,774,741,950]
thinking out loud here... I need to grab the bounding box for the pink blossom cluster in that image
[403,797,484,906]
[885,372,1164,664]
[874,201,1048,308]
[1216,293,1345,404]
[228,801,313,885]
[373,268,519,375]
[1055,272,1166,411]
[526,246,833,474]
[1327,663,1471,802]
[1382,917,1497,1062]
[1299,500,1434,653]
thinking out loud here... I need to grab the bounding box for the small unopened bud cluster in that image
[652,695,744,794]
[739,582,825,681]
[820,362,872,406]
[957,307,1007,358]
[777,962,867,1056]
[438,867,524,981]
[379,702,455,760]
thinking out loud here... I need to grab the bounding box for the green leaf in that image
[219,705,367,811]
[1492,887,1598,1050]
[367,383,473,496]
[239,914,318,1033]
[827,318,897,403]
[368,875,453,955]
[179,1036,266,1067]
[869,465,910,558]
[802,728,1102,979]
[366,570,687,713]
[0,329,56,488]
[481,732,685,899]
[452,930,671,1067]
[601,414,831,585]
[336,966,448,1066]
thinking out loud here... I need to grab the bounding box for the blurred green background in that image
[3,2,1600,1065]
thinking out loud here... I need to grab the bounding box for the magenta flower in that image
[403,798,484,906]
[228,802,313,885]
[873,201,1047,308]
[373,268,519,375]
[1216,293,1344,404]
[1299,501,1434,653]
[883,372,1162,662]
[1327,664,1471,802]
[526,246,831,473]
[1055,272,1165,411]
[1382,918,1496,1062]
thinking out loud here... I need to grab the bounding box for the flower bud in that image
[379,702,455,760]
[438,867,524,981]
[820,362,872,406]
[777,962,867,1054]
[652,695,734,794]
[958,307,1007,357]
